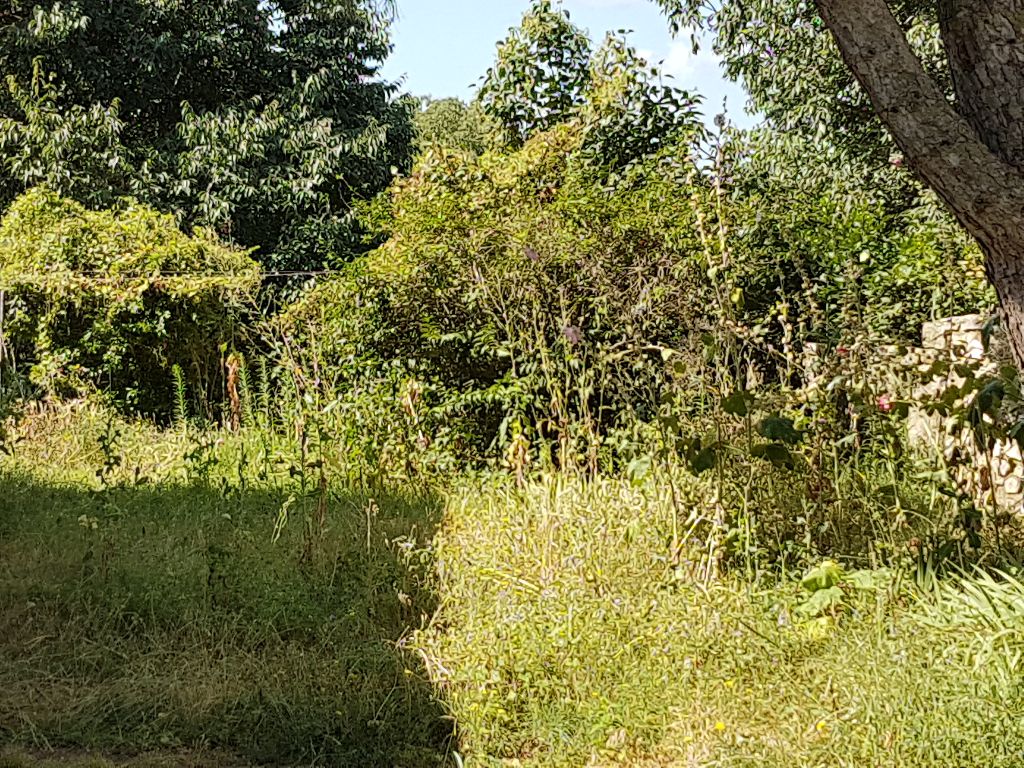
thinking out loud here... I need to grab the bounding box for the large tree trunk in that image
[814,0,1024,367]
[938,1,1024,168]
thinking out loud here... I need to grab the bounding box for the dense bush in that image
[283,123,712,472]
[413,97,492,156]
[272,0,988,480]
[724,128,992,348]
[280,114,991,475]
[0,187,259,416]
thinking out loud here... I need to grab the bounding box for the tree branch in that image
[814,0,1024,256]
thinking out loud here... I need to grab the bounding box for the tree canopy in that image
[655,0,1024,368]
[477,0,700,177]
[655,0,948,168]
[0,0,415,270]
[477,0,592,148]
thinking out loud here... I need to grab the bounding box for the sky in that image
[380,0,757,128]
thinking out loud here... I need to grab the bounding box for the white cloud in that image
[662,39,699,81]
[633,39,713,85]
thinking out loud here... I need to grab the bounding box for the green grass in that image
[0,746,246,767]
[0,408,455,766]
[5,405,1024,767]
[416,478,1024,767]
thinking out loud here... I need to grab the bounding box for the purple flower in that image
[525,246,540,263]
[563,325,583,346]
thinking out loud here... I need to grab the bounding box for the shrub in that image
[280,107,995,480]
[413,97,492,156]
[283,124,712,471]
[0,187,260,417]
[724,129,993,349]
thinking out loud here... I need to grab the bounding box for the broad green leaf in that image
[797,586,844,618]
[757,415,802,445]
[801,560,845,593]
[750,442,795,469]
[722,390,755,417]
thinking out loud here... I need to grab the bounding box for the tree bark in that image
[814,0,1024,367]
[938,0,1024,168]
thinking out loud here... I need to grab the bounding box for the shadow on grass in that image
[0,472,455,766]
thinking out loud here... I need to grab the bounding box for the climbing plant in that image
[0,187,260,416]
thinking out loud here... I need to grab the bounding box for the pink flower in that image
[877,394,893,413]
[562,325,583,346]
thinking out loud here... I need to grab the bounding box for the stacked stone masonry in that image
[907,314,1023,512]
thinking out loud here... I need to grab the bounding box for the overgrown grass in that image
[416,478,1024,767]
[0,747,244,767]
[5,405,1024,767]
[0,406,454,766]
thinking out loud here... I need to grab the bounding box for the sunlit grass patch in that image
[418,477,1024,767]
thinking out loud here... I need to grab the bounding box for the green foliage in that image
[6,383,1024,767]
[580,34,702,177]
[478,0,592,147]
[7,407,1024,768]
[921,569,1024,679]
[477,1,701,171]
[287,122,709,470]
[723,127,993,347]
[0,5,1020,767]
[651,2,960,284]
[0,65,135,209]
[285,109,989,475]
[413,97,492,155]
[171,364,188,429]
[655,0,947,168]
[796,560,890,618]
[0,0,415,270]
[0,188,259,416]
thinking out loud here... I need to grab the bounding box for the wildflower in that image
[877,394,893,413]
[562,325,583,346]
[714,721,726,733]
[816,720,828,733]
[836,346,850,358]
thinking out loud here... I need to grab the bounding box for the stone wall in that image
[907,314,1023,511]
